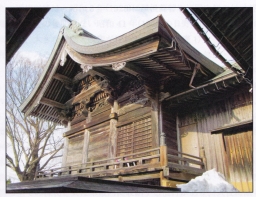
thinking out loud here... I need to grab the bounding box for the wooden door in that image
[180,123,200,167]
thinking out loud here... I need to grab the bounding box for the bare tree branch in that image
[39,143,64,170]
[6,56,64,181]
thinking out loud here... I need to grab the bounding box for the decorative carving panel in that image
[76,75,103,95]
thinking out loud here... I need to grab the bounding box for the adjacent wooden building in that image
[19,14,252,192]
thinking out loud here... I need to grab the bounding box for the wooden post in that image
[160,145,168,167]
[151,100,159,148]
[199,146,207,169]
[176,114,182,158]
[151,99,160,164]
[82,129,90,164]
[160,171,185,187]
[61,121,71,167]
[108,100,118,160]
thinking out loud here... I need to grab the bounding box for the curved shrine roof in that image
[20,15,225,124]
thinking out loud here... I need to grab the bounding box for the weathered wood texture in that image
[66,133,84,166]
[117,117,152,157]
[87,122,110,162]
[115,87,155,158]
[178,88,252,191]
[223,129,252,192]
[162,107,178,153]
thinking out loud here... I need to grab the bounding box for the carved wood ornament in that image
[80,64,93,73]
[112,62,126,71]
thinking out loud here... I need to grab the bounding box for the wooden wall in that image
[63,78,160,167]
[162,106,178,153]
[116,86,156,157]
[87,122,110,162]
[178,87,252,191]
[65,133,84,167]
[223,129,252,192]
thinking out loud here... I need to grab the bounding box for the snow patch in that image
[177,169,239,192]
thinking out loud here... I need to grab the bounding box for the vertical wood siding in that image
[162,108,178,152]
[178,89,252,191]
[87,123,110,162]
[66,133,84,166]
[223,129,252,192]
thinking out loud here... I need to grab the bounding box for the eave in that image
[188,8,253,80]
[165,67,249,111]
[19,28,66,118]
[6,8,50,63]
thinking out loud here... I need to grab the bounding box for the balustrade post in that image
[199,146,207,169]
[160,145,168,167]
[68,166,71,174]
[51,169,54,177]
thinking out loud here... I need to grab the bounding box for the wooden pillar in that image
[61,137,69,167]
[62,121,71,167]
[159,102,166,146]
[151,100,159,148]
[176,114,181,152]
[199,146,207,169]
[82,129,90,164]
[160,145,168,167]
[108,100,118,159]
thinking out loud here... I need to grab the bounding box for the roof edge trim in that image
[20,27,66,115]
[63,16,160,55]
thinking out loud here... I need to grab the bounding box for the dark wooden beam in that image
[53,73,72,85]
[6,8,50,63]
[125,62,151,78]
[73,69,104,83]
[148,56,184,78]
[40,97,66,109]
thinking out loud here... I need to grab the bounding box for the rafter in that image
[53,73,72,85]
[40,97,66,109]
[148,56,184,78]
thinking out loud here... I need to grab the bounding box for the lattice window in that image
[116,117,152,157]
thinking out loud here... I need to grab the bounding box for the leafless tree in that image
[6,56,64,181]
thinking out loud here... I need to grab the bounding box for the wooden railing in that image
[35,146,205,180]
[36,148,161,179]
[167,148,205,175]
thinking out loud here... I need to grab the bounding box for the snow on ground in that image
[177,169,239,192]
